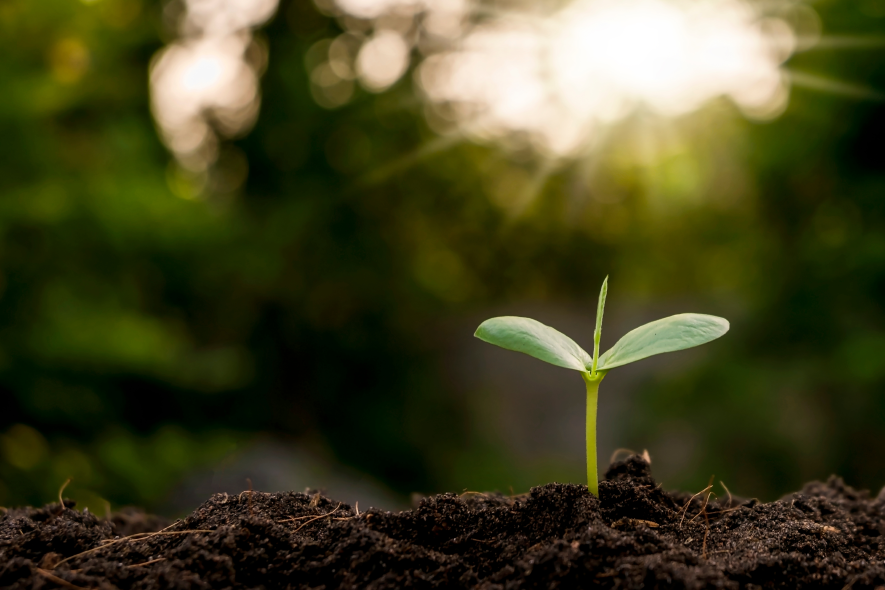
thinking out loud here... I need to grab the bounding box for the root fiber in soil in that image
[2,456,884,589]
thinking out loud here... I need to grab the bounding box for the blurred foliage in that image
[1,0,884,511]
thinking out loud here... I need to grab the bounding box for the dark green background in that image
[2,0,884,513]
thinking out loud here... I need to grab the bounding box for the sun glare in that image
[315,0,807,156]
[419,0,793,155]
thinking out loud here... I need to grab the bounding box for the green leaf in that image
[474,316,592,371]
[597,313,729,370]
[591,276,608,376]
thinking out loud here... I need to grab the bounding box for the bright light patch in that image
[151,36,259,167]
[150,0,278,173]
[321,0,804,156]
[180,53,226,92]
[419,0,793,155]
[183,0,278,36]
[334,0,411,19]
[357,30,411,91]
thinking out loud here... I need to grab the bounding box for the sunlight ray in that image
[357,134,466,187]
[805,36,885,49]
[505,159,561,220]
[787,70,885,101]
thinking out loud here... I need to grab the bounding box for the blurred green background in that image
[2,0,885,513]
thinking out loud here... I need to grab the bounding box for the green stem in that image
[582,370,605,496]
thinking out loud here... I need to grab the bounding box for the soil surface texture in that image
[2,455,885,589]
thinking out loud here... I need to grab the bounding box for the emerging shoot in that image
[474,277,729,496]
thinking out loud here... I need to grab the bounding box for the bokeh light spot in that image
[356,30,410,92]
[1,425,49,470]
[49,38,90,84]
[150,0,278,175]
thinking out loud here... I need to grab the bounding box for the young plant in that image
[474,277,729,496]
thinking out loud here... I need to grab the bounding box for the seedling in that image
[474,277,728,496]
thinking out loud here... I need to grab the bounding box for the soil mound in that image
[2,455,884,589]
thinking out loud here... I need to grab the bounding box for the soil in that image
[2,455,884,589]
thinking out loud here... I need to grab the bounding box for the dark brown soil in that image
[2,456,884,589]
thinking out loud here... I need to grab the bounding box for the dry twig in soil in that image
[37,568,92,590]
[679,485,713,527]
[55,529,213,568]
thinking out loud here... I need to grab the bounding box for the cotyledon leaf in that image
[597,313,729,370]
[474,316,593,372]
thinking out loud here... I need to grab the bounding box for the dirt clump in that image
[2,455,884,589]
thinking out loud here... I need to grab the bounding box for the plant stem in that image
[582,370,605,496]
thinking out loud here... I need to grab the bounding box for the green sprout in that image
[474,277,729,496]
